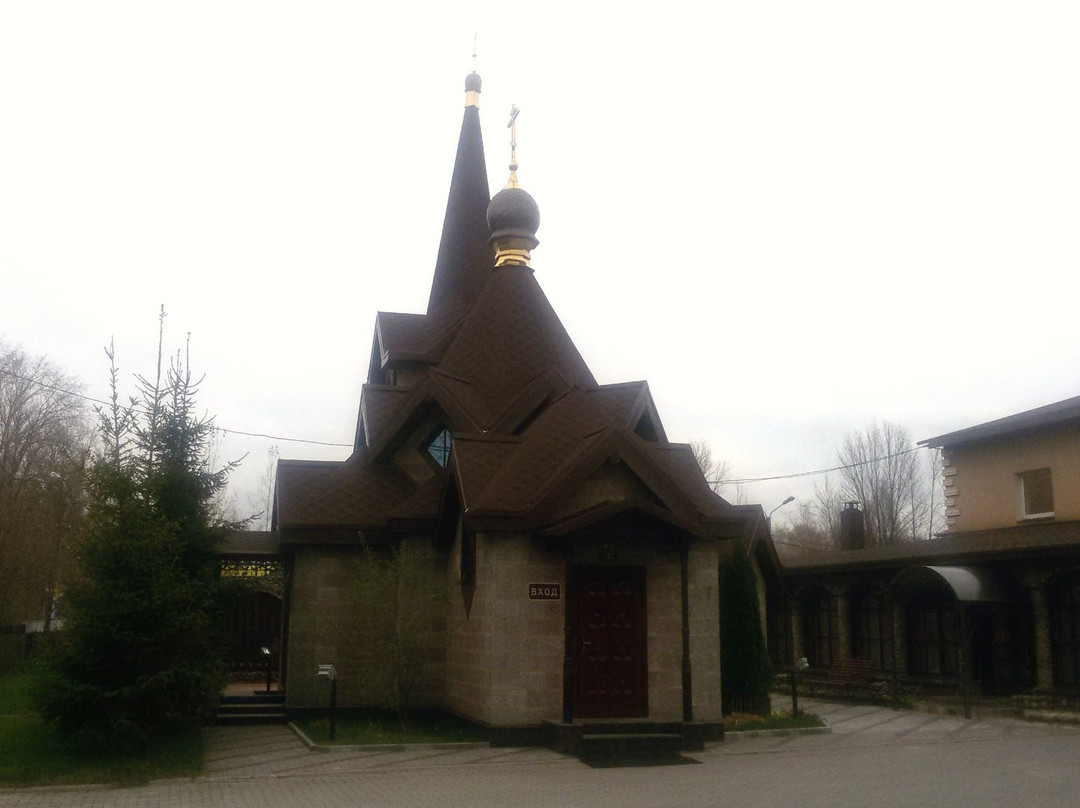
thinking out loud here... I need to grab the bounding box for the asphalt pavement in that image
[4,699,1080,807]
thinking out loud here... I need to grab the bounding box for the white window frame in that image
[1018,467,1055,521]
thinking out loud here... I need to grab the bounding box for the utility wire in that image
[1,365,927,467]
[0,366,353,448]
[709,445,922,487]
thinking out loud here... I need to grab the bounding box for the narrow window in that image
[426,428,451,467]
[1019,468,1054,519]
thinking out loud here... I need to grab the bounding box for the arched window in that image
[802,587,838,668]
[906,602,958,677]
[849,587,893,671]
[766,591,793,667]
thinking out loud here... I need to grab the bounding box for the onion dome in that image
[488,105,539,267]
[488,186,539,266]
[465,71,481,107]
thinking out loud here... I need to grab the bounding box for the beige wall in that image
[688,539,723,721]
[287,526,723,728]
[443,531,723,727]
[444,532,565,726]
[284,545,360,709]
[943,422,1080,532]
[284,538,447,711]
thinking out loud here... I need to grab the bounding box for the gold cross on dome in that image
[507,104,519,172]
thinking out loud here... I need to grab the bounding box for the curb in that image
[288,723,489,753]
[722,721,832,742]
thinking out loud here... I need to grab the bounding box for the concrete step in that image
[215,692,287,725]
[581,731,684,757]
[220,692,286,705]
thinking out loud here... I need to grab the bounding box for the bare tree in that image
[776,501,831,550]
[924,446,946,540]
[836,421,930,546]
[246,445,279,531]
[689,438,732,495]
[0,342,90,626]
[813,476,845,546]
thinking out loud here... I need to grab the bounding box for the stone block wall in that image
[444,532,565,727]
[396,536,449,708]
[688,539,722,721]
[285,538,448,711]
[645,550,683,720]
[284,529,722,726]
[284,545,362,709]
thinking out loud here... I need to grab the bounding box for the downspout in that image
[562,544,575,724]
[681,538,693,723]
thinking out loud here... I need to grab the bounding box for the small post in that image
[261,646,272,693]
[959,605,972,720]
[330,678,338,741]
[318,664,338,742]
[792,657,809,716]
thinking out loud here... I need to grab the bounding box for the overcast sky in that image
[2,2,1078,529]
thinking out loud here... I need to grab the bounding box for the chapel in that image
[271,68,749,746]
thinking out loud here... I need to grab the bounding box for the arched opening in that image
[801,586,838,668]
[848,584,893,672]
[888,566,1033,693]
[766,590,793,668]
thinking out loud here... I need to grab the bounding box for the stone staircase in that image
[215,690,287,725]
[545,720,705,765]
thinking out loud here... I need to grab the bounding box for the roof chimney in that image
[839,501,866,551]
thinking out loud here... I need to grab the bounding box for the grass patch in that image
[0,715,202,787]
[0,672,203,787]
[0,671,36,715]
[725,711,825,732]
[294,710,488,746]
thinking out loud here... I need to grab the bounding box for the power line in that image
[1,365,929,469]
[709,445,923,487]
[0,366,353,449]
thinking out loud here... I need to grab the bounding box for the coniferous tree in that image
[35,315,237,748]
[719,543,773,716]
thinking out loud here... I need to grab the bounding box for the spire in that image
[465,35,481,108]
[425,65,493,322]
[487,104,540,267]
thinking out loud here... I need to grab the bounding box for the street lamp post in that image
[261,646,273,692]
[767,496,795,530]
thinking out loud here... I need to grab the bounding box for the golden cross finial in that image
[507,104,520,174]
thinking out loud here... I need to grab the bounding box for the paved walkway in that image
[4,700,1080,806]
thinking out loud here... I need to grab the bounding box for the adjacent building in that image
[773,395,1080,699]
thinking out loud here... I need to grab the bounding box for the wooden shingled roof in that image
[273,76,743,541]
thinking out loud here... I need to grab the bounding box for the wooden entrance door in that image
[572,565,648,718]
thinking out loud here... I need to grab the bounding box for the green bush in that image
[720,543,773,716]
